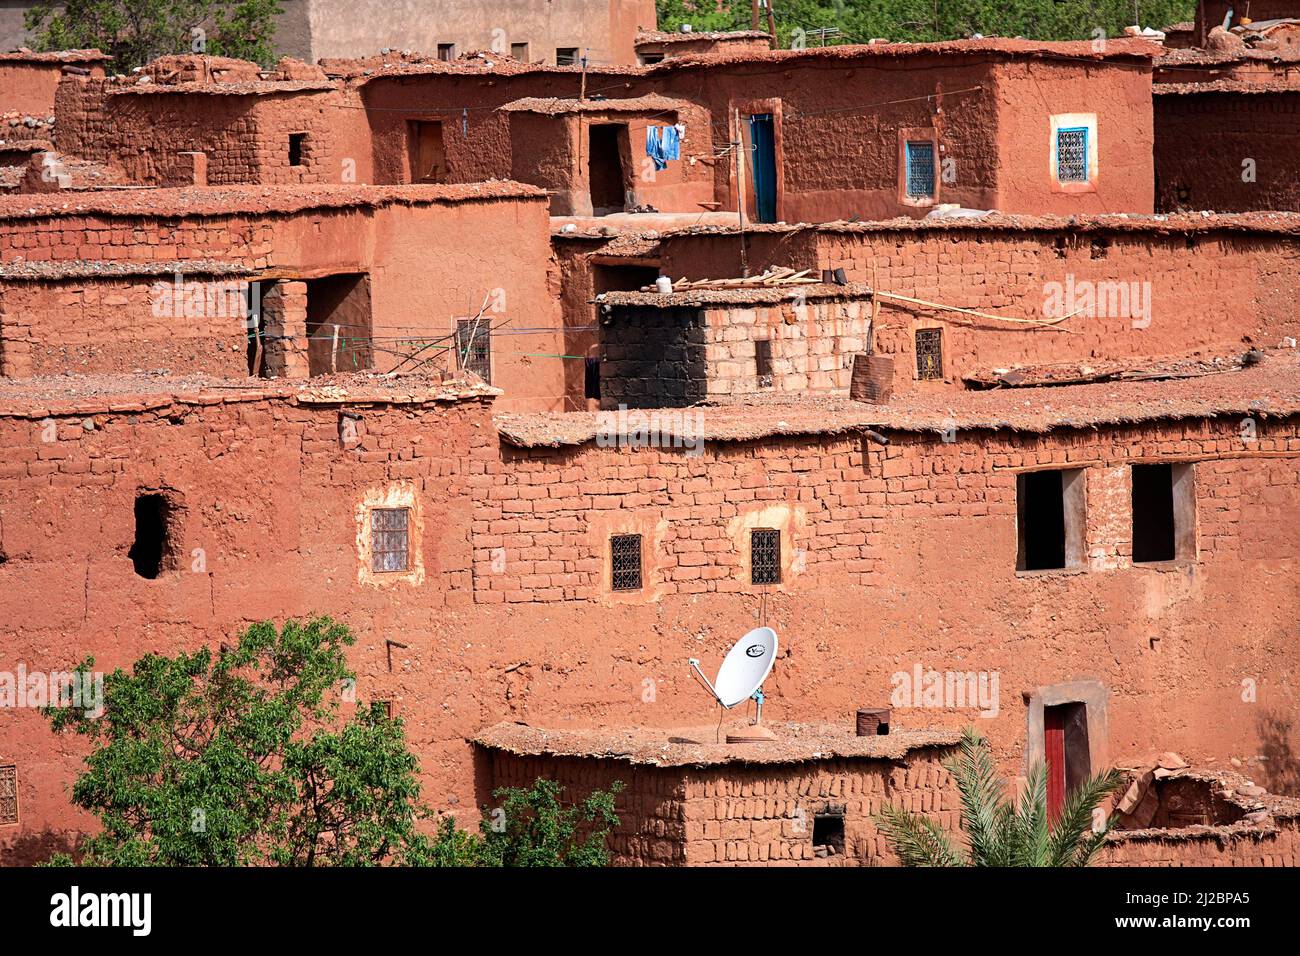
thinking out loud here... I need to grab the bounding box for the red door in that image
[1044,706,1067,822]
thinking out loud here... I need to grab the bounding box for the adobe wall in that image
[1099,821,1300,866]
[649,222,1300,383]
[0,62,71,117]
[53,79,372,187]
[1155,91,1300,212]
[483,747,961,866]
[0,189,565,409]
[1,398,1298,861]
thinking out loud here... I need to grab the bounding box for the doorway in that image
[588,124,627,215]
[305,274,372,375]
[1044,702,1091,821]
[748,113,777,223]
[408,121,447,183]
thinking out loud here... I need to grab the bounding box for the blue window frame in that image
[1056,127,1090,183]
[904,141,935,199]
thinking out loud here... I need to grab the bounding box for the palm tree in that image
[876,727,1123,866]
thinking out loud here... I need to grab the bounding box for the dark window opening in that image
[1044,702,1090,822]
[371,508,409,573]
[1132,463,1194,563]
[456,318,491,383]
[306,274,373,375]
[584,356,601,400]
[915,328,942,380]
[245,279,275,376]
[510,42,530,61]
[408,120,447,184]
[437,43,456,61]
[751,528,781,585]
[755,339,773,388]
[556,47,580,66]
[130,493,175,579]
[288,133,306,167]
[588,124,627,216]
[640,53,665,64]
[812,810,845,855]
[610,534,642,591]
[1017,469,1085,571]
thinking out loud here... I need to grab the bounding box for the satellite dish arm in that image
[688,658,727,707]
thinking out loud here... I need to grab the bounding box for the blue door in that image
[748,113,777,223]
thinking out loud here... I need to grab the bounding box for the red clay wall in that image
[53,79,372,187]
[0,60,103,117]
[1155,91,1300,212]
[0,399,1297,861]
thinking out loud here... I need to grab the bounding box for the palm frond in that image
[1051,767,1124,867]
[945,727,1014,867]
[1009,763,1051,867]
[875,804,968,867]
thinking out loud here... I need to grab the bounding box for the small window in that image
[0,764,17,826]
[904,141,935,199]
[610,534,642,591]
[639,53,665,65]
[751,528,781,585]
[511,42,530,61]
[556,47,580,66]
[371,508,409,573]
[1016,469,1086,571]
[455,318,491,383]
[915,328,942,380]
[288,132,306,167]
[1132,463,1195,563]
[584,356,600,400]
[1056,127,1089,183]
[376,700,395,719]
[754,339,773,388]
[130,493,175,579]
[437,43,456,62]
[812,809,845,855]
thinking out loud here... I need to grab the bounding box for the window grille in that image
[610,534,643,591]
[456,319,491,383]
[372,508,409,573]
[751,529,781,585]
[916,328,943,380]
[905,141,935,198]
[1056,127,1089,183]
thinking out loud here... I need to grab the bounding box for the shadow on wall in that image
[1,827,79,867]
[1257,710,1300,797]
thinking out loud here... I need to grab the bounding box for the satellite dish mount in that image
[689,627,778,744]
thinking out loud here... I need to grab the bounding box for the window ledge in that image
[1015,565,1089,579]
[1130,558,1197,571]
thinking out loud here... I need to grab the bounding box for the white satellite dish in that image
[689,627,778,742]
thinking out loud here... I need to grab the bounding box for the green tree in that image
[44,617,433,866]
[876,727,1123,866]
[657,1,1198,48]
[25,1,283,72]
[471,777,625,867]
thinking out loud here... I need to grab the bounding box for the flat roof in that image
[0,181,546,223]
[496,351,1300,446]
[0,258,252,281]
[635,30,771,45]
[0,370,498,419]
[0,49,106,64]
[599,282,872,307]
[107,79,335,97]
[500,93,694,115]
[473,721,961,768]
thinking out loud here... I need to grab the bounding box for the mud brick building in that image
[0,183,564,410]
[0,50,106,117]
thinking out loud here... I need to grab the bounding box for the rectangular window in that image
[904,141,935,198]
[130,492,176,579]
[754,339,773,388]
[455,318,491,383]
[1016,469,1086,571]
[751,528,781,585]
[371,508,409,573]
[289,132,306,167]
[556,47,580,66]
[915,328,942,381]
[511,42,530,61]
[0,764,16,826]
[1132,463,1195,563]
[1056,127,1089,183]
[437,43,456,62]
[610,534,643,591]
